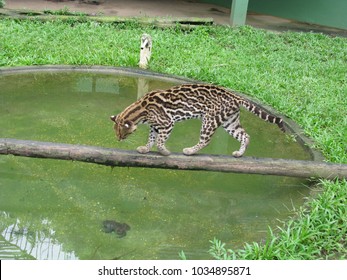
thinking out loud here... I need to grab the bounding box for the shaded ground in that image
[5,0,231,24]
[4,0,347,36]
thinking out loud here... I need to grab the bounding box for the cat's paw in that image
[232,151,243,158]
[137,146,150,154]
[158,147,171,156]
[183,147,196,155]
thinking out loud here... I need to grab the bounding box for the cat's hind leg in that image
[183,116,219,155]
[223,113,250,158]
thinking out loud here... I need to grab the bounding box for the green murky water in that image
[0,70,312,260]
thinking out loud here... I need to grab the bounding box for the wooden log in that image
[0,138,346,180]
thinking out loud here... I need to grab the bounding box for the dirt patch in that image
[4,0,231,24]
[4,0,346,36]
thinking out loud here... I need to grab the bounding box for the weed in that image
[208,237,236,260]
[178,250,187,260]
[43,6,88,17]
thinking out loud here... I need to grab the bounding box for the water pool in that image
[0,68,313,259]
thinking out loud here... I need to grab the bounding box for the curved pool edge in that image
[0,65,324,162]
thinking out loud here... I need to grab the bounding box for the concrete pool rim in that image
[0,65,324,162]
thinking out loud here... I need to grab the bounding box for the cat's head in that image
[110,115,137,141]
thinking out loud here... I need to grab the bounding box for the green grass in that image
[43,7,88,17]
[210,179,347,259]
[0,18,346,259]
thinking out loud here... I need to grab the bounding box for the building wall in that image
[248,0,347,29]
[199,0,347,29]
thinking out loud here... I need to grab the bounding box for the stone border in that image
[0,65,324,162]
[0,8,214,28]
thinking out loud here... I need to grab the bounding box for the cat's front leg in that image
[137,126,156,154]
[183,145,201,155]
[155,126,173,156]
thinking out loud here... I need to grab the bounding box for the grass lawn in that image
[0,18,346,259]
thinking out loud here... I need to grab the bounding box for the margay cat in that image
[110,84,285,157]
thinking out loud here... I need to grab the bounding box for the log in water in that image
[0,138,346,180]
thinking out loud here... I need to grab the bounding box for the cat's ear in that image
[110,115,117,123]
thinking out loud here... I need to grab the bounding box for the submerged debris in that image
[102,220,130,238]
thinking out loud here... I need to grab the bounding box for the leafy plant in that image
[208,238,236,260]
[43,6,88,17]
[178,250,187,260]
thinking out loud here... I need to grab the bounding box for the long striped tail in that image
[240,99,285,132]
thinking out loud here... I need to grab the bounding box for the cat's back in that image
[143,84,231,103]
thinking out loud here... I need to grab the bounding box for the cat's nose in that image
[117,134,124,141]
